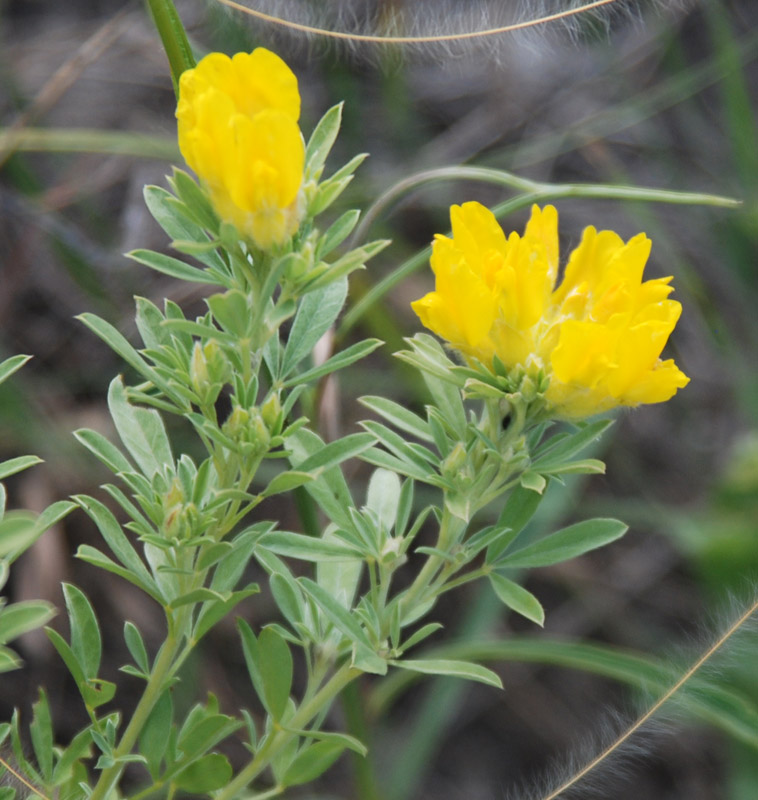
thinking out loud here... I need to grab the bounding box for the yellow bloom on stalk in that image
[176,49,305,250]
[411,202,690,419]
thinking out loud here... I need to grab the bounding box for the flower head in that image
[412,202,689,418]
[176,49,305,250]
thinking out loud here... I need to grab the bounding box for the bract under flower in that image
[176,49,305,250]
[411,202,690,419]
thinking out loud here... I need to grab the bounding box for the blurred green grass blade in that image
[371,638,758,750]
[705,0,758,196]
[0,128,179,160]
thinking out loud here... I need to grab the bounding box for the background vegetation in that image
[1,0,757,797]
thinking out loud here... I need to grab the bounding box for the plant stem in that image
[215,662,361,800]
[399,507,465,617]
[89,630,182,800]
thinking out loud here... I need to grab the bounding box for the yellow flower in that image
[411,202,690,418]
[176,49,305,250]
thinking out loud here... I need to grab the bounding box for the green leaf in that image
[74,428,134,475]
[207,289,251,338]
[519,471,547,494]
[0,455,43,481]
[29,688,53,782]
[489,573,545,626]
[174,752,233,792]
[298,578,386,675]
[282,740,345,787]
[486,483,545,563]
[0,646,21,673]
[366,468,402,533]
[305,103,343,177]
[193,584,259,642]
[0,354,31,386]
[531,419,612,471]
[123,621,149,673]
[261,470,315,497]
[319,209,361,257]
[45,627,86,688]
[139,688,172,779]
[282,338,383,388]
[76,545,162,603]
[0,511,38,559]
[295,432,377,475]
[287,429,355,529]
[74,496,159,597]
[77,313,166,391]
[63,584,101,680]
[281,277,348,378]
[0,601,56,644]
[260,531,361,562]
[317,528,363,611]
[128,248,222,285]
[389,658,502,688]
[359,395,434,442]
[258,627,293,722]
[498,518,628,568]
[107,377,173,479]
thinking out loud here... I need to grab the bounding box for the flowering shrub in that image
[0,18,748,800]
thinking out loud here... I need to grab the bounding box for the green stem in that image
[145,0,195,95]
[215,662,361,800]
[399,507,464,617]
[89,630,183,800]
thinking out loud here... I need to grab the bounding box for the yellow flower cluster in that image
[176,49,305,250]
[412,202,690,418]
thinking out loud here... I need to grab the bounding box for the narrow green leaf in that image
[486,484,547,564]
[359,395,434,442]
[74,496,158,595]
[63,584,101,680]
[0,512,39,559]
[261,470,315,497]
[258,627,293,722]
[0,601,56,643]
[107,376,173,479]
[0,646,21,673]
[76,545,163,603]
[129,248,220,285]
[282,339,383,388]
[295,433,377,474]
[124,621,149,673]
[389,658,502,688]
[489,573,545,626]
[281,277,348,377]
[74,428,133,475]
[319,209,360,257]
[531,420,612,471]
[282,740,345,787]
[317,528,363,610]
[260,531,361,562]
[139,688,172,779]
[0,354,31,386]
[299,578,386,675]
[0,456,43,481]
[174,753,232,792]
[29,689,53,782]
[498,518,628,568]
[305,103,343,177]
